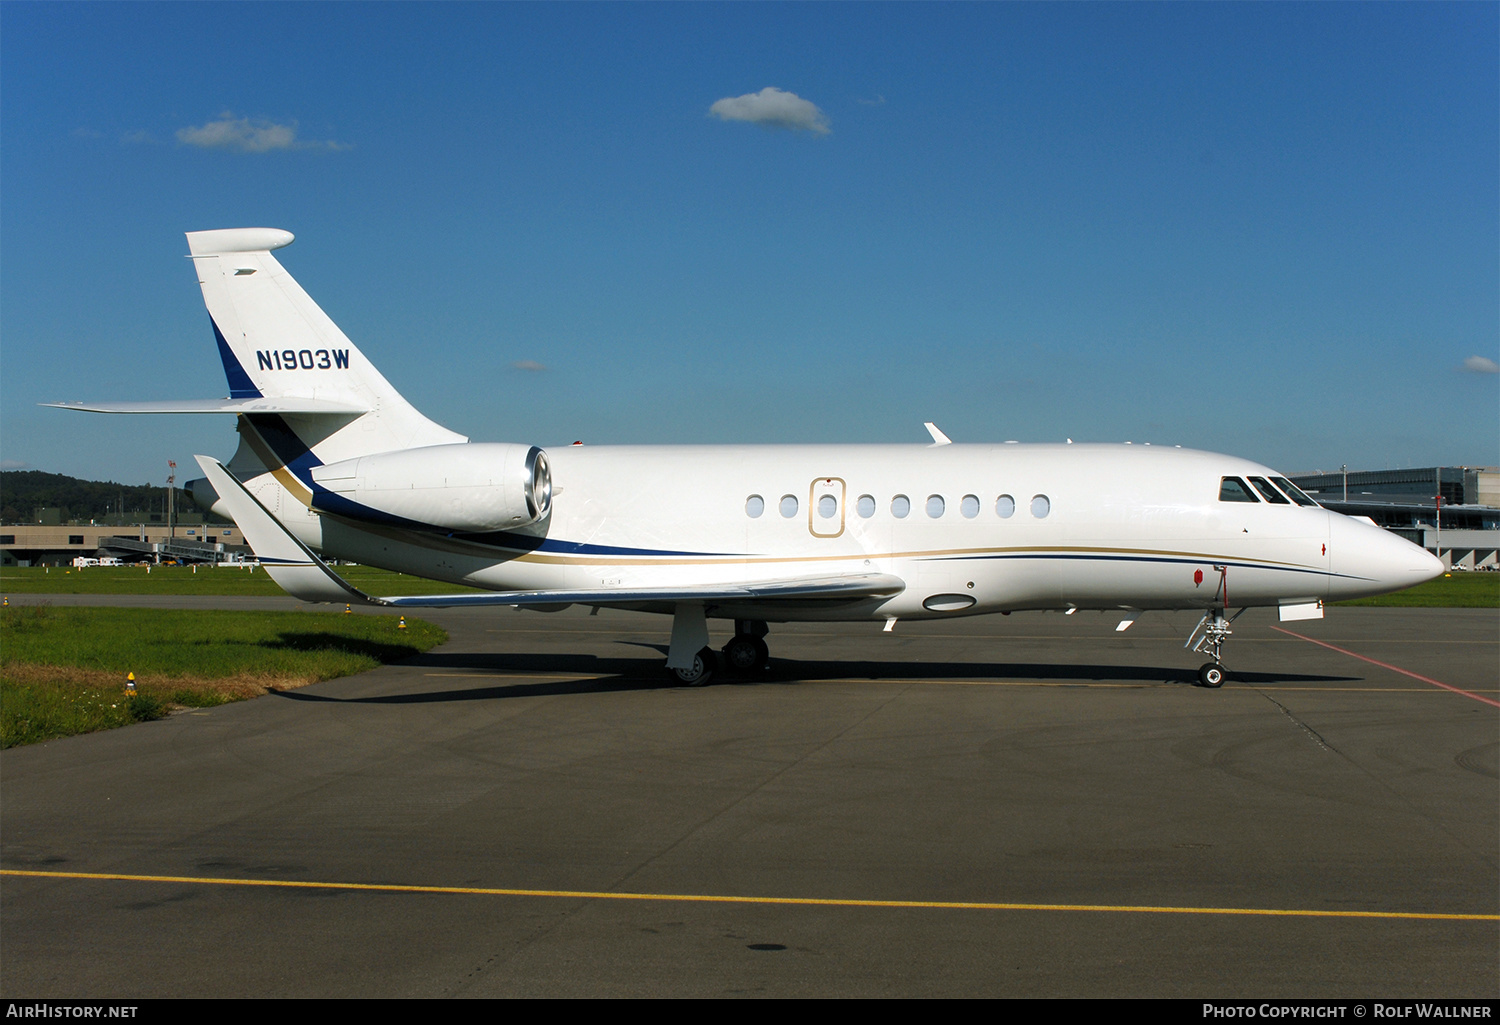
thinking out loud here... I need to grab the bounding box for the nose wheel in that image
[1186,607,1241,688]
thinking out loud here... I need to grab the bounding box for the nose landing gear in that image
[1186,607,1242,688]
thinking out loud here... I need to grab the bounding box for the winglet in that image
[924,422,953,446]
[193,455,371,604]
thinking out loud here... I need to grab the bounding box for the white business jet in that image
[51,228,1442,687]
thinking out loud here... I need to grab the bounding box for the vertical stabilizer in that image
[187,228,466,462]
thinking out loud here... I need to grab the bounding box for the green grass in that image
[1334,572,1500,608]
[0,563,484,596]
[1,605,446,748]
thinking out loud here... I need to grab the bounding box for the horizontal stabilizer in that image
[47,398,368,415]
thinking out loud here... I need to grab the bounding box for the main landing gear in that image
[1186,607,1242,688]
[665,608,769,686]
[721,619,769,675]
[671,647,718,686]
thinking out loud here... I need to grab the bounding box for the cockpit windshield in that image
[1270,476,1319,507]
[1219,477,1258,503]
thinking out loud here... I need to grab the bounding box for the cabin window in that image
[891,495,911,518]
[1219,477,1259,503]
[1270,477,1318,507]
[856,495,876,518]
[779,495,798,518]
[926,495,945,518]
[996,495,1015,518]
[818,494,838,519]
[961,495,980,518]
[1248,476,1290,504]
[746,495,765,518]
[1030,495,1050,518]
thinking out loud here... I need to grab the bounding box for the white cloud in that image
[709,87,830,135]
[1,459,31,470]
[510,359,548,372]
[176,113,347,153]
[1461,355,1499,374]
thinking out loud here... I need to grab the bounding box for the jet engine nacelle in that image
[309,443,551,532]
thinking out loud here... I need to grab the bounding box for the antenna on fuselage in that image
[923,422,952,446]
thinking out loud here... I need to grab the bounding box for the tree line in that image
[1,470,198,524]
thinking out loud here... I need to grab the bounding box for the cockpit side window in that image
[1248,476,1290,504]
[1219,477,1259,503]
[1270,476,1319,507]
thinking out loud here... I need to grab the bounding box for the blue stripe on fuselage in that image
[928,551,1361,580]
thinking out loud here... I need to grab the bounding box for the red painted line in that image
[1271,626,1500,708]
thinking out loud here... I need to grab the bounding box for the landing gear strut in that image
[1186,607,1241,688]
[722,619,769,675]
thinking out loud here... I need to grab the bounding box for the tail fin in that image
[187,228,465,463]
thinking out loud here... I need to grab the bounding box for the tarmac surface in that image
[2,598,1496,997]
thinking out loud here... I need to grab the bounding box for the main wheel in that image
[752,637,769,667]
[671,647,718,686]
[1198,662,1225,688]
[722,636,761,672]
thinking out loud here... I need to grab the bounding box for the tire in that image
[1198,662,1225,688]
[671,647,718,686]
[722,636,761,673]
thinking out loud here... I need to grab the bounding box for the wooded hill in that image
[1,470,198,524]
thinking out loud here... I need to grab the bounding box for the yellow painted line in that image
[420,673,1496,693]
[818,679,1497,692]
[3,870,1492,922]
[817,678,1162,689]
[423,672,608,681]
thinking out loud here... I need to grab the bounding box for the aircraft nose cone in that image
[1328,513,1443,600]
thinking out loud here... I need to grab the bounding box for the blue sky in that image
[2,2,1495,487]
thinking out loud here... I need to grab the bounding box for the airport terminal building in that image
[0,522,246,567]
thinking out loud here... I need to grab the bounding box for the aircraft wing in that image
[46,398,368,415]
[372,574,905,608]
[194,455,904,609]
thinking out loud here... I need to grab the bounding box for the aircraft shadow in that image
[272,648,1359,705]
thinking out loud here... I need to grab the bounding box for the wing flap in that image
[377,574,905,608]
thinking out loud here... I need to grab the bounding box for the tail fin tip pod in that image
[186,227,295,255]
